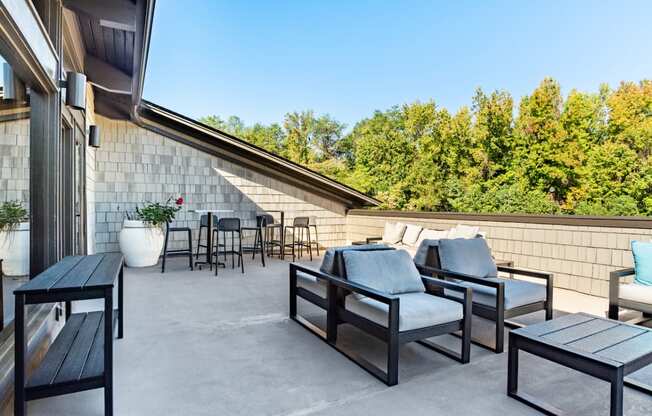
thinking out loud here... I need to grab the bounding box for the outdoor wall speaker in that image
[64,71,87,110]
[89,125,100,148]
[2,63,26,101]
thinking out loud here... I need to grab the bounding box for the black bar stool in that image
[241,215,266,267]
[212,217,244,275]
[161,222,194,273]
[195,214,217,259]
[284,217,313,262]
[264,215,284,259]
[308,216,320,256]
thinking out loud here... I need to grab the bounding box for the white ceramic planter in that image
[119,220,165,267]
[0,222,30,276]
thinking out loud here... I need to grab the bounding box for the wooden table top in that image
[514,312,652,366]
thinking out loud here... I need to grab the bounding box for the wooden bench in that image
[14,253,124,416]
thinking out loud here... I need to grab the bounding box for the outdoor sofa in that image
[290,247,472,386]
[365,222,483,259]
[419,237,553,353]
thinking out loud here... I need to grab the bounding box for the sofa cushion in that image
[296,271,327,298]
[343,250,425,295]
[416,228,449,248]
[439,238,498,278]
[320,244,393,277]
[448,224,481,239]
[382,222,407,244]
[401,224,423,246]
[413,239,442,267]
[445,278,546,309]
[345,292,463,331]
[619,283,652,306]
[632,241,652,286]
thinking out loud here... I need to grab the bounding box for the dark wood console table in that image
[14,253,124,416]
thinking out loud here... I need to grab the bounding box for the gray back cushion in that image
[413,239,442,267]
[343,250,426,295]
[438,238,497,278]
[320,244,394,278]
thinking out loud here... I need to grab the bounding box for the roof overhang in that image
[63,0,155,119]
[135,100,381,209]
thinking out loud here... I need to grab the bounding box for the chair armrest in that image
[289,263,334,281]
[416,264,504,289]
[609,268,635,303]
[497,266,553,283]
[421,275,468,294]
[366,236,382,243]
[289,263,397,304]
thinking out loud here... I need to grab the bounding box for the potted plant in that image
[0,201,29,276]
[119,197,184,267]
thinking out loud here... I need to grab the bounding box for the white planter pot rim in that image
[122,220,160,229]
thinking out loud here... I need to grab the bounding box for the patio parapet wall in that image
[92,115,347,253]
[346,210,652,298]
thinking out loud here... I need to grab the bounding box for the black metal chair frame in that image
[284,218,314,262]
[290,263,472,386]
[161,223,193,273]
[241,216,266,267]
[422,265,553,354]
[195,214,217,259]
[608,267,652,323]
[212,218,244,275]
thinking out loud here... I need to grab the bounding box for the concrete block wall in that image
[0,118,29,203]
[92,115,347,253]
[346,213,652,298]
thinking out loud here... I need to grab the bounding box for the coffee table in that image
[508,313,652,416]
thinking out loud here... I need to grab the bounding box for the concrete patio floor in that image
[26,254,652,416]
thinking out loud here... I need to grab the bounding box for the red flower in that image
[175,197,184,206]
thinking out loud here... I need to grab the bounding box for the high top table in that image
[190,209,234,269]
[508,312,652,416]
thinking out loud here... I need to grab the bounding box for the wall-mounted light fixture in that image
[89,125,100,148]
[2,63,26,101]
[60,71,87,110]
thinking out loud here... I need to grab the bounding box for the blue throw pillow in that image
[438,238,498,278]
[632,241,652,286]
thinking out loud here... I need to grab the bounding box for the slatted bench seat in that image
[14,254,124,416]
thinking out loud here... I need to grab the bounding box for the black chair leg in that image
[187,229,194,271]
[239,233,244,274]
[215,231,220,277]
[259,229,265,267]
[307,227,313,261]
[161,228,170,273]
[195,225,203,259]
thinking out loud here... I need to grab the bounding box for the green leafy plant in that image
[0,201,28,232]
[135,197,183,228]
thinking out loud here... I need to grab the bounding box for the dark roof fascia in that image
[135,100,380,208]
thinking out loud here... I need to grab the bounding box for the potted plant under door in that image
[0,201,29,276]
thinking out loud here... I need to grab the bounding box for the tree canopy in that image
[199,77,652,216]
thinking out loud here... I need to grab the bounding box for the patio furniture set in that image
[160,210,320,275]
[289,221,652,415]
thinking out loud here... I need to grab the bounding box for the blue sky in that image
[143,0,652,128]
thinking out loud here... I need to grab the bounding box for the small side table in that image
[508,312,652,416]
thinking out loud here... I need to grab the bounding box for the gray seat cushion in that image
[296,271,327,298]
[445,278,546,309]
[343,250,426,295]
[619,283,652,306]
[439,238,498,278]
[320,244,393,277]
[345,292,463,331]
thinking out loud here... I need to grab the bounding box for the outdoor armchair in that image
[608,268,652,323]
[290,249,472,386]
[419,238,553,354]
